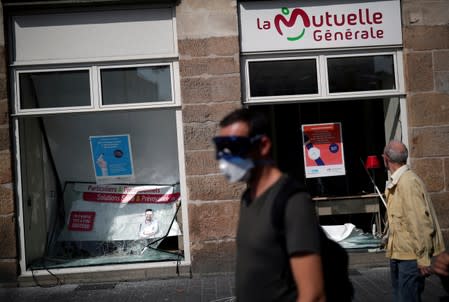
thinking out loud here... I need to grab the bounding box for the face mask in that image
[218,156,254,183]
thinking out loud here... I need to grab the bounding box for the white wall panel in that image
[12,8,176,64]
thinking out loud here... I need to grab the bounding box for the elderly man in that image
[383,140,445,302]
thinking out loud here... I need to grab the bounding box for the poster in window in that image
[90,134,135,183]
[301,123,345,178]
[58,183,182,242]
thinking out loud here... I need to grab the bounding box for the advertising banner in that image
[240,0,402,52]
[302,122,345,178]
[58,183,181,242]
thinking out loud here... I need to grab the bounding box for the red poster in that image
[68,211,96,232]
[302,122,345,178]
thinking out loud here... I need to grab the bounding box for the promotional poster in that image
[302,122,346,178]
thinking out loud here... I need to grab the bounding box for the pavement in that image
[1,266,448,302]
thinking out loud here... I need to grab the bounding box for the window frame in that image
[243,49,405,105]
[13,61,180,116]
[243,55,321,104]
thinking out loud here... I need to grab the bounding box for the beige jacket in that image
[385,166,445,266]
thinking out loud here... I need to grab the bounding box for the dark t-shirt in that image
[235,175,321,302]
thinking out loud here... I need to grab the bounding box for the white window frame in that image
[243,55,321,104]
[14,66,95,114]
[243,49,405,105]
[13,61,181,116]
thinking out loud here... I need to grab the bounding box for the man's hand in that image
[432,251,449,277]
[418,265,432,277]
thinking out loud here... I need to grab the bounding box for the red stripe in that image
[82,192,180,203]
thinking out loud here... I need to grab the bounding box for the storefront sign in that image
[240,0,402,52]
[90,134,135,183]
[302,123,345,178]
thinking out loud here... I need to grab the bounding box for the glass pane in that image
[249,59,318,97]
[19,110,183,269]
[19,70,90,109]
[327,55,395,93]
[101,66,172,105]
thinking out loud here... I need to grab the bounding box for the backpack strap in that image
[271,175,307,232]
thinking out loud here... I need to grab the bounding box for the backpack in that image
[271,176,354,302]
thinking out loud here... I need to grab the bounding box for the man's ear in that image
[259,135,272,157]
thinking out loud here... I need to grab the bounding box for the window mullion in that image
[91,66,100,110]
[318,55,328,97]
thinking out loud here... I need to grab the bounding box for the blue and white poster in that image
[90,134,135,183]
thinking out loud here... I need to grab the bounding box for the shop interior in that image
[252,97,400,248]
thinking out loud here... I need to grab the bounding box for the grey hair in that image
[384,140,408,164]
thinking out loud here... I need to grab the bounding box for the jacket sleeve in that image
[400,177,435,266]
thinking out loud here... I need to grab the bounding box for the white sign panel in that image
[58,183,181,241]
[240,0,402,52]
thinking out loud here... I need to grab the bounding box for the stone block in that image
[186,174,244,201]
[445,158,449,191]
[0,126,10,151]
[408,93,449,126]
[179,0,237,12]
[188,201,239,242]
[403,26,449,50]
[176,11,238,39]
[0,215,17,258]
[442,229,449,247]
[435,72,449,93]
[410,126,449,157]
[181,75,241,103]
[185,150,218,176]
[410,158,444,192]
[0,260,18,283]
[0,185,14,215]
[0,75,7,100]
[207,36,240,57]
[404,52,433,92]
[402,2,449,26]
[178,37,239,57]
[183,123,218,151]
[182,103,241,123]
[435,50,449,71]
[430,191,449,229]
[0,47,6,74]
[0,151,12,184]
[180,57,239,77]
[190,239,236,273]
[0,99,9,126]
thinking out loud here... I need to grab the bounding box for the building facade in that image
[0,0,448,285]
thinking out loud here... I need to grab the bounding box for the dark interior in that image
[252,99,389,231]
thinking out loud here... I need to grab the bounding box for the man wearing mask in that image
[383,140,445,302]
[213,108,326,302]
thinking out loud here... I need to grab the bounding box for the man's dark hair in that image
[219,108,270,138]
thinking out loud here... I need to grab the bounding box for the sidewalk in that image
[1,267,448,302]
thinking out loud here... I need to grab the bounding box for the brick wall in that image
[176,0,243,273]
[0,1,18,283]
[402,0,449,243]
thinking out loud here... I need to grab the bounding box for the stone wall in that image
[176,0,243,273]
[0,1,17,284]
[402,0,449,243]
